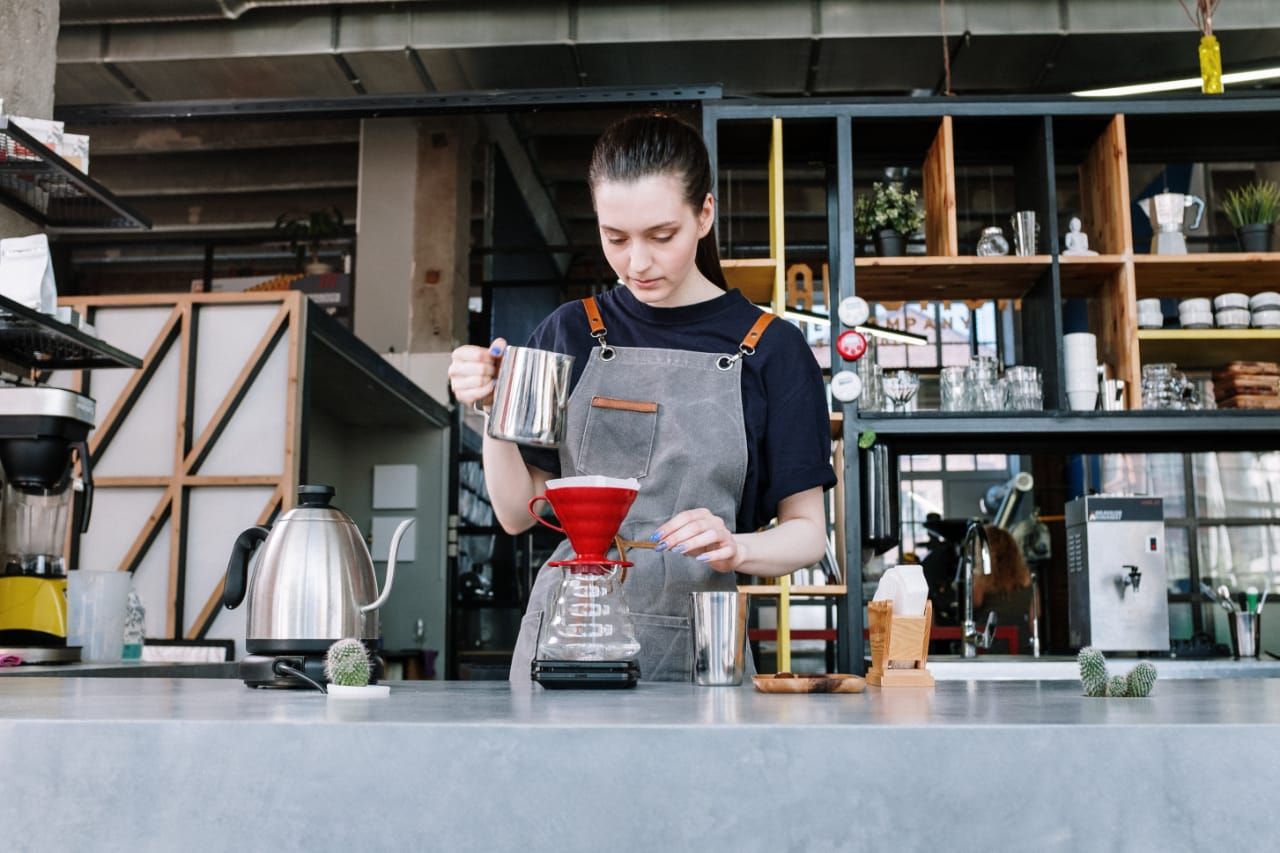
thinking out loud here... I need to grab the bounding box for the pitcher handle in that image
[1186,195,1206,232]
[361,517,415,614]
[527,495,565,533]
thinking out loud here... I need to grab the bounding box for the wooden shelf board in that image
[1138,328,1280,369]
[830,411,843,439]
[1059,254,1128,297]
[722,258,778,304]
[852,255,1051,301]
[739,585,847,596]
[1133,253,1280,298]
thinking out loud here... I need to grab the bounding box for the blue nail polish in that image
[649,531,662,542]
[490,344,503,355]
[696,554,712,562]
[673,545,686,554]
[655,542,668,552]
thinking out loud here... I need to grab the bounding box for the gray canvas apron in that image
[511,296,775,682]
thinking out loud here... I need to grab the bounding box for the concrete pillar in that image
[355,117,476,401]
[0,0,59,238]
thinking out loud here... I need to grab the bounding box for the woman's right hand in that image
[448,338,506,408]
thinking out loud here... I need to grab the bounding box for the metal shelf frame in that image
[704,93,1280,675]
[0,117,151,230]
[0,292,141,370]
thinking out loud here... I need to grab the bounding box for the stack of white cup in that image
[1064,332,1099,411]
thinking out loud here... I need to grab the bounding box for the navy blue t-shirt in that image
[519,285,837,533]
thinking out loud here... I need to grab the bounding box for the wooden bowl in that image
[752,673,866,694]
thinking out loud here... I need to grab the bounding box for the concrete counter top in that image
[1,677,1275,851]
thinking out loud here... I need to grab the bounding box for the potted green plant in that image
[855,181,923,257]
[325,638,390,699]
[1221,180,1280,253]
[275,207,345,275]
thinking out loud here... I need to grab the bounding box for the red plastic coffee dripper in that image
[528,483,638,570]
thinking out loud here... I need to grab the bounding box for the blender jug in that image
[4,479,78,575]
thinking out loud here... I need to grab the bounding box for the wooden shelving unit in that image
[1133,254,1280,298]
[721,258,778,304]
[1058,255,1128,297]
[853,255,1051,301]
[706,98,1280,676]
[1137,328,1280,369]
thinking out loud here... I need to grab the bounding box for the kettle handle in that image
[361,518,415,613]
[223,526,270,609]
[1186,195,1206,231]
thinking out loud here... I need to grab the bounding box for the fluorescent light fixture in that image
[855,323,929,346]
[776,309,929,345]
[1073,65,1280,97]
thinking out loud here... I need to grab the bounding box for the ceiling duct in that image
[60,0,439,25]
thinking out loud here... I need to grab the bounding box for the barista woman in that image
[448,114,836,681]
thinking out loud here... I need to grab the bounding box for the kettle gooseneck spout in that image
[361,517,416,613]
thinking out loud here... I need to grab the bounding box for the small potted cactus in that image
[325,638,390,698]
[1077,646,1157,698]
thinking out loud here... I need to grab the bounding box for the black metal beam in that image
[854,412,1280,455]
[55,85,725,124]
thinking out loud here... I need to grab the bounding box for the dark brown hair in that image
[981,525,1033,595]
[587,113,728,290]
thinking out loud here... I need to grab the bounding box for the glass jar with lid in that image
[976,227,1010,256]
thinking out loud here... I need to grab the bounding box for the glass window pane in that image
[1197,524,1280,590]
[945,454,975,471]
[976,454,1008,471]
[910,454,942,472]
[1194,452,1280,519]
[1165,526,1190,594]
[1098,454,1186,517]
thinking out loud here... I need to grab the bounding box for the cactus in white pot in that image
[325,638,389,698]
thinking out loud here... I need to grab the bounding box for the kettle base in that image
[240,653,384,689]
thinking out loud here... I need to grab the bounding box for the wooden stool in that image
[867,599,935,687]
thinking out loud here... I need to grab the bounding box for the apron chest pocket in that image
[578,396,658,480]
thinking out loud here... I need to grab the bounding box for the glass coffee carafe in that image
[538,563,640,661]
[3,479,78,576]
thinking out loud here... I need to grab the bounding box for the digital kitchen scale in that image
[531,659,640,689]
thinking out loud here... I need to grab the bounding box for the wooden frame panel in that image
[61,292,306,643]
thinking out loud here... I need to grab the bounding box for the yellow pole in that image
[777,573,791,673]
[767,116,786,315]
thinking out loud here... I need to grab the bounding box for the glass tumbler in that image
[940,366,967,412]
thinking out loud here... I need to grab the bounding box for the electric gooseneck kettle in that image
[223,484,413,687]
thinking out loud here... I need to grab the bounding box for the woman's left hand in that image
[653,509,742,574]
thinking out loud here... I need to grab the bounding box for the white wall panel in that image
[197,341,287,476]
[93,344,178,477]
[192,304,280,439]
[132,521,172,639]
[183,486,275,642]
[79,487,167,570]
[85,307,175,421]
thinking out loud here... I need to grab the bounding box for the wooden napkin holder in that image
[867,599,935,687]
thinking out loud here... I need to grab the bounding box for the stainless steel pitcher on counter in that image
[481,346,574,447]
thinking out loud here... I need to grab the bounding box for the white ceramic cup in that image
[1068,389,1099,411]
[67,570,132,662]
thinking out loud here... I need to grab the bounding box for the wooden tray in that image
[752,673,866,694]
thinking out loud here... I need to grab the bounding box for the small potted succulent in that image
[325,638,390,698]
[1221,180,1280,253]
[855,180,924,257]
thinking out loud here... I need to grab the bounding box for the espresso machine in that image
[1066,495,1170,652]
[0,291,139,663]
[0,386,96,662]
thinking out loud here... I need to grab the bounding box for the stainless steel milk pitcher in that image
[485,346,574,448]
